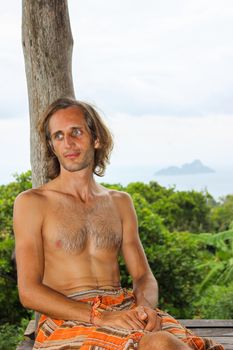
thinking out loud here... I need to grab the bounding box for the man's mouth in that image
[64,152,80,159]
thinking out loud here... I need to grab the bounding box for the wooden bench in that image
[17,319,233,350]
[179,320,233,350]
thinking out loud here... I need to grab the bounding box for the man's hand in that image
[136,306,162,332]
[97,308,147,330]
[95,306,161,332]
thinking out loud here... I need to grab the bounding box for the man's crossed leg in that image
[139,331,191,350]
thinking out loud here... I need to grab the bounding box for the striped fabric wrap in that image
[33,288,224,350]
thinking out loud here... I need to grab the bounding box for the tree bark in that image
[22,0,75,187]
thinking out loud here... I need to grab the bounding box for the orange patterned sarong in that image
[33,288,224,350]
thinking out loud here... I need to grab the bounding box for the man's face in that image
[48,106,99,173]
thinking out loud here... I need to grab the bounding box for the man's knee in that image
[138,331,189,350]
[139,331,170,349]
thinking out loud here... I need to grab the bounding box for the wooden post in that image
[22,0,75,187]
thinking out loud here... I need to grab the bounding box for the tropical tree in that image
[22,0,75,187]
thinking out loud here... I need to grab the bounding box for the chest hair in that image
[54,198,122,253]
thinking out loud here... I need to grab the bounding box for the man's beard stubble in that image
[58,148,95,173]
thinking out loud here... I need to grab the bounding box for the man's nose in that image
[64,134,74,147]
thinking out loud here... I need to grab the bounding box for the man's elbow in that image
[18,286,37,310]
[133,271,158,290]
[135,270,157,283]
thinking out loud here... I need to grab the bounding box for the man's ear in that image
[94,138,100,149]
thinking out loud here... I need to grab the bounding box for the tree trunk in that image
[22,0,75,187]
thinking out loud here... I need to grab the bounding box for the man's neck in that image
[54,167,101,202]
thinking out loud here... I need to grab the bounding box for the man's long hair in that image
[37,97,113,179]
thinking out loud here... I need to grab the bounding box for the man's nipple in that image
[55,240,62,248]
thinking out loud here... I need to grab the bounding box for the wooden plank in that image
[24,320,36,339]
[179,319,233,349]
[187,328,233,337]
[207,337,233,350]
[179,319,233,328]
[16,339,34,350]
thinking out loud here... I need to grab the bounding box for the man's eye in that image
[72,129,82,137]
[54,133,63,140]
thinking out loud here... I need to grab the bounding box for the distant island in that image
[155,159,215,176]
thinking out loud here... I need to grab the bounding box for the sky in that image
[0,0,233,185]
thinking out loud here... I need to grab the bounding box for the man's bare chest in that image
[43,197,123,253]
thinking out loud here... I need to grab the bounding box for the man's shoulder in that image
[13,188,48,226]
[14,187,47,208]
[107,188,132,204]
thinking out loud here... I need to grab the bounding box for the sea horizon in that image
[99,164,233,201]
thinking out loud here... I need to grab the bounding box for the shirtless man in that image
[13,98,193,350]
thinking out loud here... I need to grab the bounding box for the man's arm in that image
[13,191,92,322]
[117,192,161,331]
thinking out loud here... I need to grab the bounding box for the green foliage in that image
[0,318,32,350]
[0,171,32,326]
[196,284,233,319]
[152,190,213,233]
[193,230,233,290]
[0,171,32,234]
[0,233,31,324]
[124,182,214,233]
[210,194,233,232]
[125,181,173,204]
[146,231,208,318]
